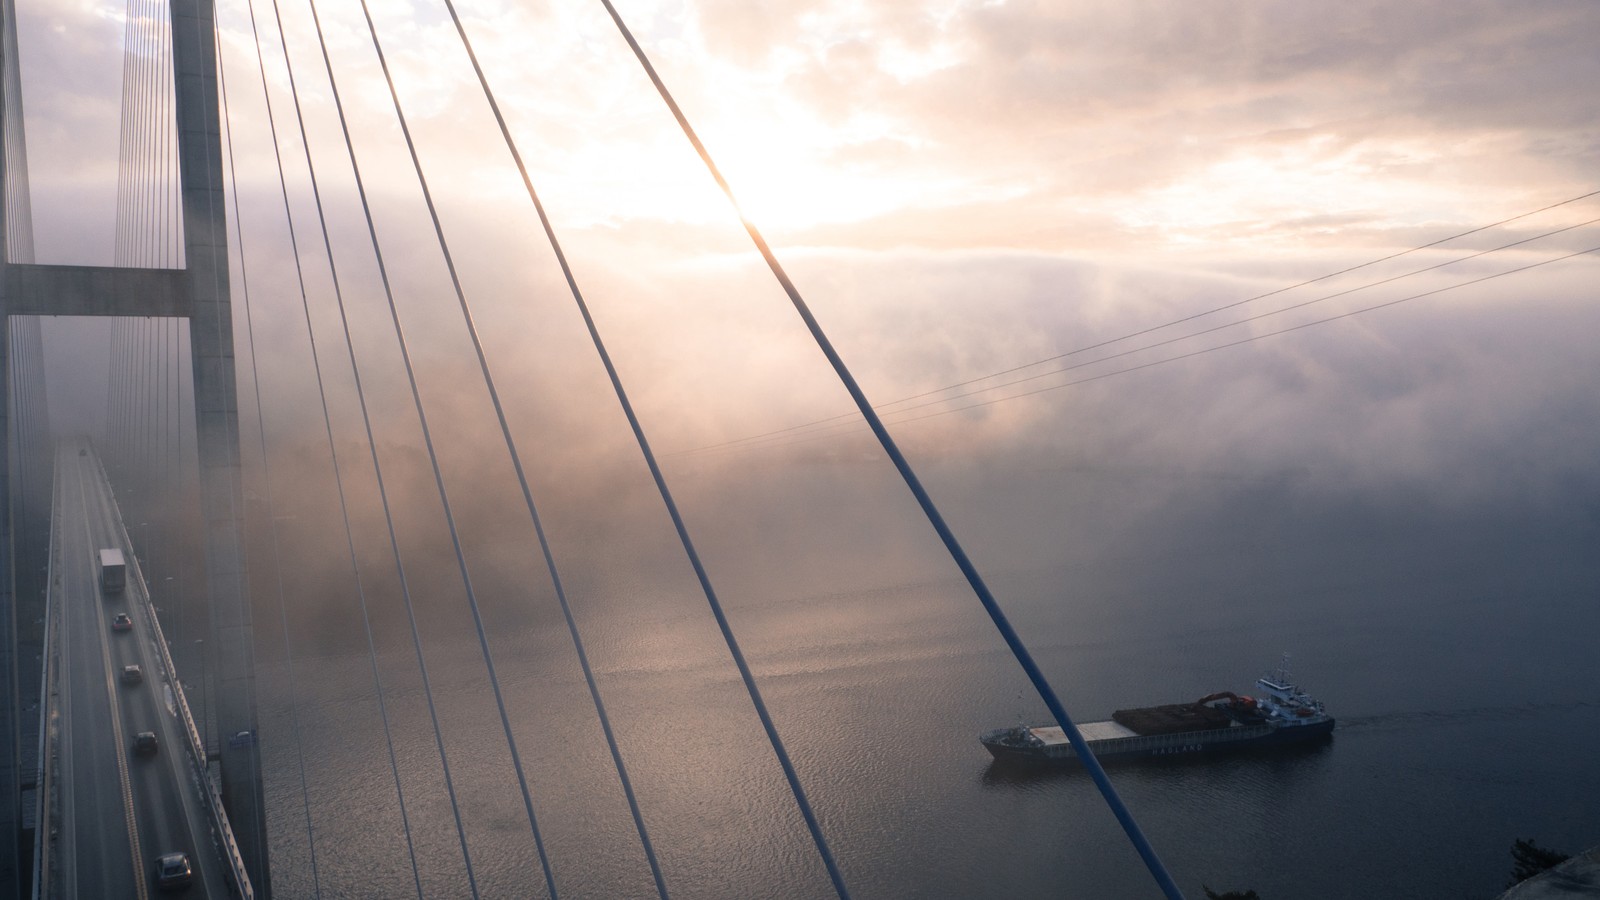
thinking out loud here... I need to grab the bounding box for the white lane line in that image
[77,456,149,900]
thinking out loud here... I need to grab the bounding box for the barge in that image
[981,657,1333,764]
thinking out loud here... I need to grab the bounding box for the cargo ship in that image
[980,657,1334,764]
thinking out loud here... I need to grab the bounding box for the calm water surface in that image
[242,508,1600,899]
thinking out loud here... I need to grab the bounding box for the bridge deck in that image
[42,440,234,899]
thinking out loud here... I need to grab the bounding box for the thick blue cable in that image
[592,2,1184,896]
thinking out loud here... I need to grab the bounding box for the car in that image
[111,613,133,632]
[121,665,143,685]
[154,852,192,890]
[133,731,158,756]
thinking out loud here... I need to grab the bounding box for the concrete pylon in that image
[0,251,16,900]
[0,0,21,890]
[171,1,271,895]
[0,0,271,894]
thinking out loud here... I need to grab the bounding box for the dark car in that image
[111,613,133,632]
[133,731,158,756]
[121,664,143,685]
[154,852,192,890]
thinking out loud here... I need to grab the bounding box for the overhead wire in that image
[683,190,1600,457]
[156,315,166,581]
[2,0,41,584]
[261,0,476,891]
[593,1,1184,896]
[243,0,429,891]
[431,2,674,895]
[214,9,322,891]
[134,318,146,491]
[302,0,569,892]
[105,321,119,462]
[893,243,1600,423]
[130,0,148,265]
[161,0,176,266]
[114,0,134,264]
[3,0,33,262]
[440,3,854,895]
[152,0,165,265]
[707,214,1600,456]
[142,0,158,266]
[136,0,149,265]
[166,316,182,653]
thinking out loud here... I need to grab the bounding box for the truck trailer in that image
[99,548,127,594]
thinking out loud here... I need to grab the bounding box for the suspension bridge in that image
[0,0,1596,898]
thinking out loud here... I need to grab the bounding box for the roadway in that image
[47,438,230,898]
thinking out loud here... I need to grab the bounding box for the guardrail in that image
[31,455,64,900]
[98,451,255,900]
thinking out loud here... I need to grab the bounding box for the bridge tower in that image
[0,1,270,894]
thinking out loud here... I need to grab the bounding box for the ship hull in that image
[981,717,1334,764]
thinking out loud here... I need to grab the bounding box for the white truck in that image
[99,548,127,594]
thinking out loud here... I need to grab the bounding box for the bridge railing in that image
[100,453,255,900]
[30,459,64,900]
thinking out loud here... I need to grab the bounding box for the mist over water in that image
[63,239,1589,898]
[42,238,1600,898]
[243,460,1600,899]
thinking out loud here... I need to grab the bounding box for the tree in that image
[1509,837,1570,887]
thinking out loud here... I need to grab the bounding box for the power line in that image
[709,216,1600,456]
[433,0,689,893]
[894,244,1600,424]
[244,0,433,893]
[216,12,322,894]
[893,189,1600,402]
[681,190,1600,457]
[344,2,563,894]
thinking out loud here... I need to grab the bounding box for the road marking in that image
[78,458,150,900]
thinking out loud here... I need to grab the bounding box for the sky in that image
[11,0,1600,632]
[8,2,1600,894]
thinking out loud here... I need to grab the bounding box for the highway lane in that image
[50,439,232,898]
[54,443,136,898]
